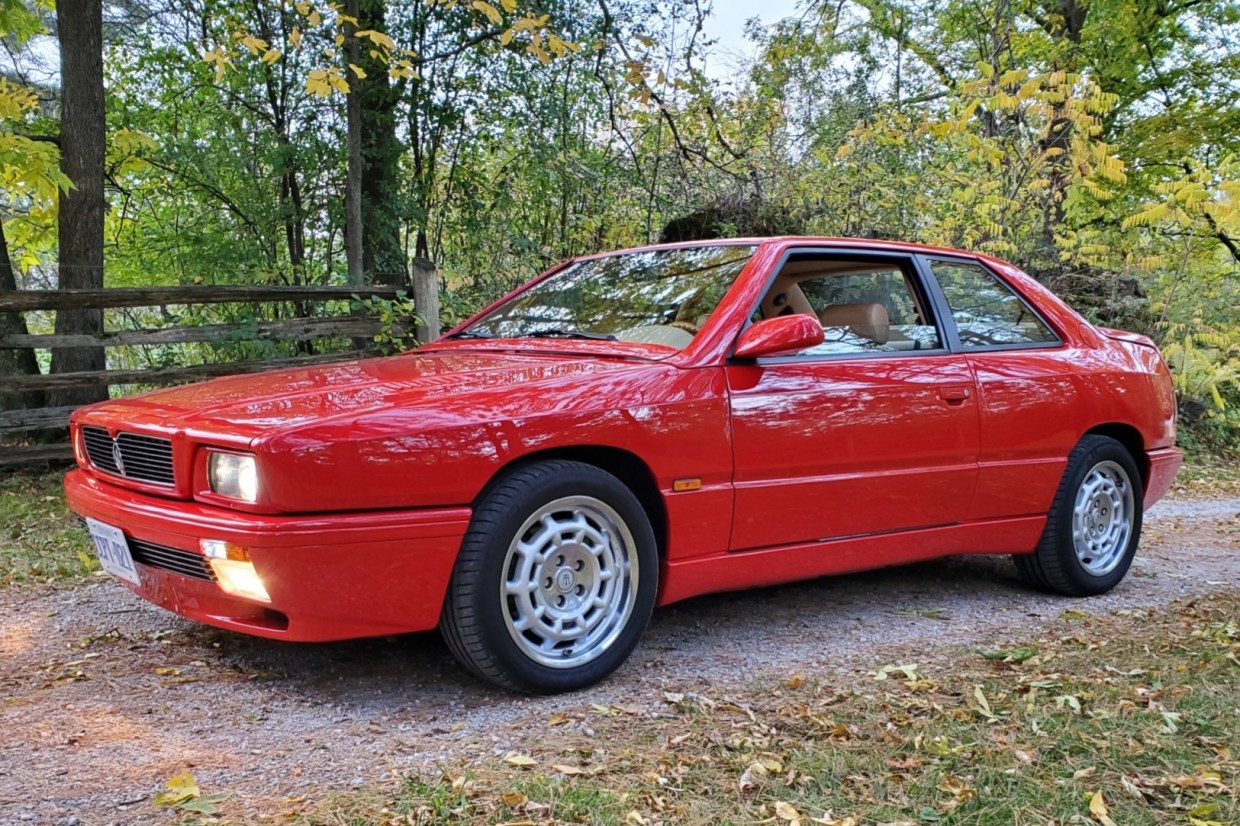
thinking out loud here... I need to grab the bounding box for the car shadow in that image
[177,552,1037,708]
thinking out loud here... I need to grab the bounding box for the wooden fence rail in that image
[1,283,414,469]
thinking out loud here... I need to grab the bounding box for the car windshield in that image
[455,245,757,350]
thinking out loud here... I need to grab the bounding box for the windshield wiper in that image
[524,328,618,342]
[442,329,496,340]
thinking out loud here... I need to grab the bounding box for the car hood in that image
[73,348,650,444]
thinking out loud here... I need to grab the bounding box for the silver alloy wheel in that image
[1071,460,1135,576]
[500,495,639,669]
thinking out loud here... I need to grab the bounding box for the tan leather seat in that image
[818,303,890,344]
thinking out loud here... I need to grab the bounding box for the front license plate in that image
[86,517,141,586]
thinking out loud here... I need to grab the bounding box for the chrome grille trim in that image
[81,426,175,486]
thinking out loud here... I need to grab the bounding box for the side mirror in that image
[733,314,824,359]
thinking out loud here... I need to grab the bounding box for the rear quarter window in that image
[930,260,1058,348]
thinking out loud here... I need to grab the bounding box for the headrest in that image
[818,302,890,344]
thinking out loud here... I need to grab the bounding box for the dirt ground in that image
[1,496,1237,825]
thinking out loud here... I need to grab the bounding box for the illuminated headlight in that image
[208,452,259,503]
[201,539,270,603]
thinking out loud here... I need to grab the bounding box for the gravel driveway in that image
[2,496,1237,824]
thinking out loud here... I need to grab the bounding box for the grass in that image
[301,594,1240,826]
[0,469,95,586]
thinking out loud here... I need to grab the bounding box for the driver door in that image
[727,251,980,550]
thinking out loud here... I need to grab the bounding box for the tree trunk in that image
[0,217,45,411]
[358,0,405,286]
[344,0,364,287]
[411,257,440,343]
[51,0,108,407]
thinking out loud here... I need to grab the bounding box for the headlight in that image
[208,452,259,503]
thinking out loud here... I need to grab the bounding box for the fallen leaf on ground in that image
[1089,790,1118,826]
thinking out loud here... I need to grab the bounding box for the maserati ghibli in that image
[65,238,1182,692]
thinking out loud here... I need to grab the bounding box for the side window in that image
[757,258,943,356]
[931,261,1058,348]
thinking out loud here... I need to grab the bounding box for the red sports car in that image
[65,238,1182,692]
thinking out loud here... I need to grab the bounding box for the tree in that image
[0,216,43,411]
[1,0,63,413]
[51,0,108,406]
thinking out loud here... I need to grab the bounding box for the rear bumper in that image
[1143,446,1183,510]
[64,470,471,641]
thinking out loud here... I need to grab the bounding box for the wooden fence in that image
[0,284,414,469]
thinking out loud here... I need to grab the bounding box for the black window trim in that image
[914,253,1065,354]
[729,246,954,365]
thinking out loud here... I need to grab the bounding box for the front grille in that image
[76,517,215,582]
[130,538,216,582]
[82,427,175,486]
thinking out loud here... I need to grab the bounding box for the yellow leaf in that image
[239,34,268,55]
[472,0,503,24]
[349,63,367,79]
[502,791,526,806]
[551,764,585,776]
[308,9,321,26]
[547,712,569,725]
[261,48,281,64]
[973,685,995,719]
[504,752,536,767]
[499,0,517,9]
[154,666,180,676]
[1089,790,1118,826]
[739,761,769,791]
[153,770,200,806]
[290,26,302,47]
[774,800,801,821]
[357,29,395,51]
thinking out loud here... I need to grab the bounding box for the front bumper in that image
[65,470,471,641]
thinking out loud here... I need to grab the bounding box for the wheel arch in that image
[1084,423,1147,489]
[479,446,669,559]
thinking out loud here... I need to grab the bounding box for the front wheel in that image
[440,460,658,693]
[1015,435,1144,596]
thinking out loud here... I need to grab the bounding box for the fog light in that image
[201,539,270,603]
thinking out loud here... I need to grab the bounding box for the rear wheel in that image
[440,460,657,693]
[1015,435,1143,596]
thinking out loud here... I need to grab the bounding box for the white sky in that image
[698,0,807,80]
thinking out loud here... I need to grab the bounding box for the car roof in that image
[572,236,993,262]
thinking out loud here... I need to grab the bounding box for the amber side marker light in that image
[672,478,702,492]
[200,539,271,603]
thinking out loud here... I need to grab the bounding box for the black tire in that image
[440,460,658,693]
[1015,435,1144,596]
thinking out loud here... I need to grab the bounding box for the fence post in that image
[411,257,440,344]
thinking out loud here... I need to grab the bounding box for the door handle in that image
[939,385,971,404]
